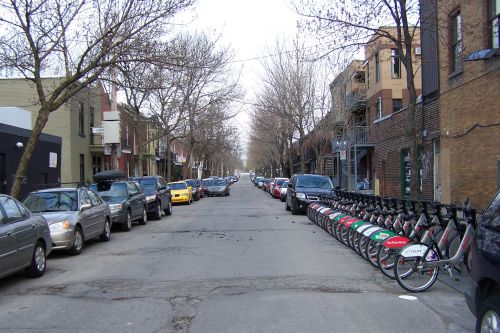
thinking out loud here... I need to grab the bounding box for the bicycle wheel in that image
[394,246,439,293]
[365,239,380,267]
[377,246,397,279]
[446,232,463,272]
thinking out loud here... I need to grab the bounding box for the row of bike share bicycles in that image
[307,191,476,292]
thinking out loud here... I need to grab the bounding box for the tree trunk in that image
[288,136,294,177]
[298,129,305,173]
[167,137,174,182]
[10,107,51,199]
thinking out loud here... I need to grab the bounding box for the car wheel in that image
[25,241,46,278]
[154,202,162,220]
[291,198,299,215]
[99,218,111,241]
[138,207,148,225]
[69,227,84,255]
[477,296,500,333]
[164,201,172,216]
[122,211,133,231]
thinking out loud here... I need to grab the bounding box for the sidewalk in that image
[438,269,471,294]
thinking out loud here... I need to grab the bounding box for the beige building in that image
[0,78,101,184]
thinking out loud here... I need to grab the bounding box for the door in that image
[6,199,36,267]
[0,206,16,276]
[157,177,169,210]
[126,182,141,218]
[78,190,97,237]
[87,189,106,234]
[0,154,6,194]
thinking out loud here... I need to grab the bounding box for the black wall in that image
[0,123,61,200]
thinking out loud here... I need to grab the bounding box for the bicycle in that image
[393,206,475,292]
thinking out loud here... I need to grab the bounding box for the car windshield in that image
[282,181,289,188]
[169,183,187,190]
[24,191,78,212]
[139,178,156,190]
[296,176,333,189]
[185,180,195,187]
[214,180,226,186]
[276,179,287,186]
[90,182,127,200]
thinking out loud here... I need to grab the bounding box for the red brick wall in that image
[372,98,440,200]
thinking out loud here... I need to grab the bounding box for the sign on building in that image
[340,150,347,160]
[49,152,58,168]
[104,144,112,155]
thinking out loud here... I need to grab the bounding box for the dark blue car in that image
[465,190,500,333]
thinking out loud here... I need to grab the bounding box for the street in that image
[0,176,475,333]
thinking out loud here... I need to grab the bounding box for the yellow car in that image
[168,181,193,204]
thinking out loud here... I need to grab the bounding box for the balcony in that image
[89,134,104,152]
[332,126,375,151]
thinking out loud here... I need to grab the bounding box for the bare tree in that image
[295,0,422,198]
[0,0,194,198]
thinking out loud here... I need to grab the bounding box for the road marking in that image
[399,295,418,300]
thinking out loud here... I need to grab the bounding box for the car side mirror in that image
[80,203,92,212]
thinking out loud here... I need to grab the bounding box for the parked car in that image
[257,178,265,188]
[201,178,213,197]
[285,174,334,215]
[272,178,289,199]
[133,176,172,220]
[0,194,52,279]
[23,187,111,255]
[206,178,230,197]
[168,181,192,205]
[184,179,200,201]
[465,189,500,333]
[195,179,204,198]
[263,178,271,192]
[90,170,147,231]
[280,181,289,202]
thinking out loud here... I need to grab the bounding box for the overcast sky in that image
[182,0,303,160]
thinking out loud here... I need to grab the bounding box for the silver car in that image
[0,194,52,279]
[23,187,111,255]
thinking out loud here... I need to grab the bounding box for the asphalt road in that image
[0,175,475,332]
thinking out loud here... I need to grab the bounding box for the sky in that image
[181,0,304,162]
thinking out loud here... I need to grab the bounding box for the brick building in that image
[437,0,500,210]
[364,29,429,199]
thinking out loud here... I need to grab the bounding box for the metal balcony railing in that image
[332,126,375,150]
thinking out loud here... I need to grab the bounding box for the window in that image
[0,197,23,221]
[89,106,95,143]
[86,189,101,206]
[127,182,139,196]
[392,99,403,112]
[79,154,85,182]
[376,97,382,119]
[482,191,500,232]
[391,48,401,79]
[78,102,85,136]
[451,11,463,73]
[375,52,380,82]
[490,0,500,49]
[79,190,91,206]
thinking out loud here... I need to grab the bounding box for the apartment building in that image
[329,60,372,190]
[0,78,100,185]
[363,28,431,199]
[437,0,500,210]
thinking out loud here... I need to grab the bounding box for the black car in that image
[133,176,172,220]
[184,179,200,201]
[206,179,230,197]
[91,170,147,231]
[465,190,500,333]
[285,174,334,215]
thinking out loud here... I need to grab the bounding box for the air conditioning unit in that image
[415,47,422,55]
